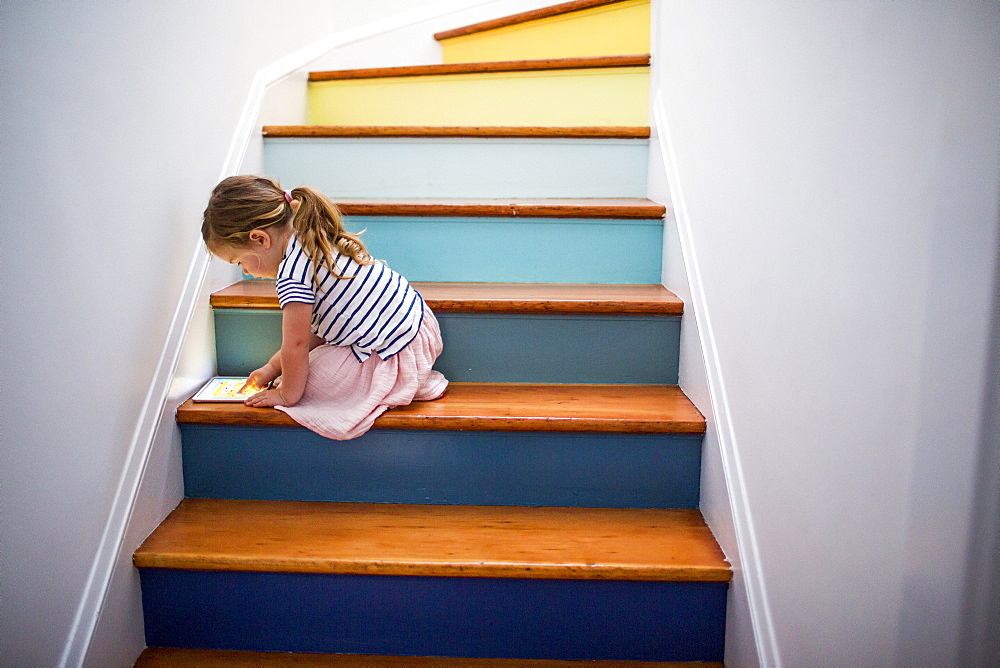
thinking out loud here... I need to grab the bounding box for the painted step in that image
[238,195,666,285]
[177,382,702,433]
[212,280,682,314]
[212,282,680,383]
[334,197,664,218]
[136,647,722,667]
[436,0,650,63]
[308,56,649,126]
[176,383,705,508]
[135,498,729,661]
[262,126,650,198]
[332,198,664,284]
[135,647,722,668]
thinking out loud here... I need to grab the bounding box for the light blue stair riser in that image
[141,568,727,662]
[214,310,680,384]
[344,216,663,283]
[180,426,703,509]
[264,137,649,198]
[243,216,663,284]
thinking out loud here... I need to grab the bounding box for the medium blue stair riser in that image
[180,426,703,509]
[214,310,680,384]
[264,137,649,198]
[343,216,663,284]
[140,568,728,662]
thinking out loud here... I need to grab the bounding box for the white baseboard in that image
[59,2,514,665]
[652,95,781,667]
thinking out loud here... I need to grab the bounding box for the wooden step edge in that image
[263,125,651,139]
[210,281,684,316]
[176,382,707,435]
[134,551,730,582]
[434,0,636,41]
[136,647,723,668]
[309,54,649,82]
[133,500,731,582]
[333,198,666,219]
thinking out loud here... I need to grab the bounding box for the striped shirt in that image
[275,235,424,362]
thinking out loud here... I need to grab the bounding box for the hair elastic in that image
[284,190,293,204]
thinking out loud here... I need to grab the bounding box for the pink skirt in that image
[276,309,448,440]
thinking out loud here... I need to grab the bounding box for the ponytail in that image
[289,186,373,283]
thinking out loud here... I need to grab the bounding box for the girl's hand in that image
[244,388,288,408]
[241,365,279,394]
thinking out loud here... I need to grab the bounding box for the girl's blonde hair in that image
[202,175,372,281]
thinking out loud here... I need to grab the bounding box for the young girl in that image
[202,175,448,440]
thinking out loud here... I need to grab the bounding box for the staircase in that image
[134,1,731,664]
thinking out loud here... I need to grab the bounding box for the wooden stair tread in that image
[135,647,720,667]
[309,55,649,82]
[435,0,634,41]
[134,498,731,582]
[332,198,665,219]
[263,125,650,139]
[211,281,683,315]
[177,382,705,434]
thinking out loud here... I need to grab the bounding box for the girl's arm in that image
[241,327,324,393]
[244,302,318,408]
[241,349,283,393]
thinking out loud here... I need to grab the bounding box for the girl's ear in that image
[248,228,272,248]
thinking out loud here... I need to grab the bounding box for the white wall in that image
[5,1,996,665]
[654,1,1000,665]
[0,2,417,665]
[308,0,557,72]
[0,2,599,665]
[650,96,763,667]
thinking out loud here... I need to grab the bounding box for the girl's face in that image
[215,228,286,279]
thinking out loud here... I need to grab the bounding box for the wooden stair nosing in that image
[133,498,731,582]
[176,382,706,435]
[210,281,684,316]
[333,198,666,219]
[434,0,637,41]
[135,646,722,667]
[308,55,650,82]
[263,125,651,139]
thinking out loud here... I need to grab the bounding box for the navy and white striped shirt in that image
[275,235,424,362]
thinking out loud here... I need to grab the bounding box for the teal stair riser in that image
[343,216,663,283]
[140,569,727,661]
[264,137,649,198]
[214,310,680,384]
[180,426,702,509]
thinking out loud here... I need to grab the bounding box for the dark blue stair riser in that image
[344,216,664,284]
[140,568,727,662]
[214,310,680,384]
[180,426,702,509]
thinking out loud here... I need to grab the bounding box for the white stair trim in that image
[653,95,781,667]
[60,2,517,665]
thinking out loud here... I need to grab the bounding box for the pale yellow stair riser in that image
[309,68,648,126]
[440,0,650,63]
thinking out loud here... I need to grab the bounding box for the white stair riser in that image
[264,137,649,198]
